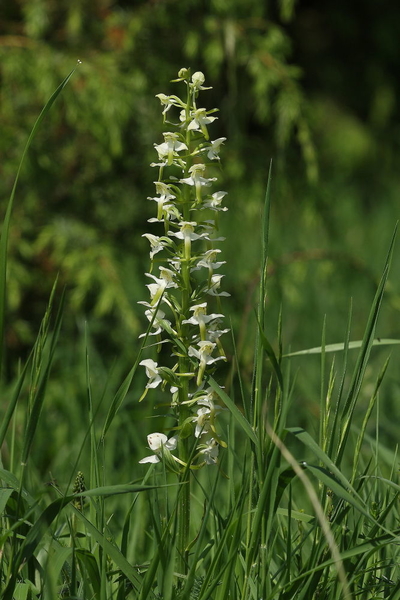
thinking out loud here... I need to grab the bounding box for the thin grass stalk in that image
[337,227,396,466]
[0,67,77,379]
[266,422,352,599]
[318,316,327,451]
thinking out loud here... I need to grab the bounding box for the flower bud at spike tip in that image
[178,67,189,79]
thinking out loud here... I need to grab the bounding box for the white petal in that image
[139,455,160,464]
[165,435,178,451]
[147,432,168,450]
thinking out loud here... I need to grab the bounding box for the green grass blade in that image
[0,489,14,516]
[77,483,178,498]
[253,163,273,427]
[336,226,396,465]
[100,296,166,441]
[76,549,101,599]
[72,507,143,591]
[255,313,284,391]
[0,355,31,448]
[1,480,168,599]
[286,427,362,499]
[278,527,400,594]
[0,469,36,506]
[208,376,258,445]
[260,160,273,298]
[283,338,400,358]
[327,300,353,460]
[21,285,65,467]
[0,67,77,377]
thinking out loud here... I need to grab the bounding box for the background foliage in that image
[1,0,400,466]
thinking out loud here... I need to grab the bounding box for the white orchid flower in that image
[203,191,228,212]
[190,71,211,91]
[170,221,210,258]
[192,249,226,278]
[139,359,163,389]
[207,138,226,161]
[138,307,172,338]
[192,390,224,438]
[154,132,188,166]
[206,274,230,297]
[147,181,176,221]
[183,108,217,140]
[188,340,225,385]
[182,303,224,341]
[180,164,217,202]
[139,432,178,464]
[192,407,211,438]
[142,233,170,259]
[146,267,178,305]
[155,93,185,120]
[198,438,219,464]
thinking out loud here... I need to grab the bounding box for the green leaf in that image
[73,507,143,591]
[0,67,77,376]
[76,549,101,598]
[0,468,36,506]
[304,463,373,522]
[274,467,298,511]
[279,527,400,594]
[0,488,14,516]
[285,427,361,499]
[0,355,31,449]
[1,482,167,599]
[21,283,65,467]
[77,483,177,498]
[283,338,400,358]
[256,314,284,391]
[208,376,258,445]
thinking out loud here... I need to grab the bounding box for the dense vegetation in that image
[1,1,400,598]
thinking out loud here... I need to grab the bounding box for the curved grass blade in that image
[21,285,65,467]
[69,506,144,591]
[208,376,258,445]
[42,545,73,600]
[0,67,77,377]
[0,468,36,506]
[78,482,179,498]
[100,295,167,441]
[1,482,169,599]
[76,549,101,599]
[278,526,400,596]
[255,313,284,391]
[0,353,32,449]
[336,226,396,465]
[286,427,362,499]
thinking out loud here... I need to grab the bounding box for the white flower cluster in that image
[139,69,229,468]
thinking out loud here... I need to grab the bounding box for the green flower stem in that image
[177,76,193,574]
[177,386,191,575]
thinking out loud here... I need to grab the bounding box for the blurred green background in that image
[1,0,400,475]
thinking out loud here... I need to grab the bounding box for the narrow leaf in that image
[208,376,258,445]
[0,67,77,375]
[283,338,400,358]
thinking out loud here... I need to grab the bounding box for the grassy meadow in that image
[1,65,400,600]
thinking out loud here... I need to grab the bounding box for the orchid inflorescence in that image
[138,68,228,470]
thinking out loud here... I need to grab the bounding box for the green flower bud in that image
[178,67,190,79]
[192,71,205,88]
